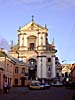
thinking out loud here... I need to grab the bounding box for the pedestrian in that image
[3,80,8,94]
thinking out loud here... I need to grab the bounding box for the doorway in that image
[20,77,25,87]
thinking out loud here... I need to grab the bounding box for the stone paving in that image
[0,87,75,100]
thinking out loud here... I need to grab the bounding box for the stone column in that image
[42,33,46,46]
[37,56,42,79]
[41,56,46,79]
[51,56,56,78]
[19,34,23,46]
[38,32,41,46]
[24,33,27,50]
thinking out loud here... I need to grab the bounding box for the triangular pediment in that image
[20,21,46,31]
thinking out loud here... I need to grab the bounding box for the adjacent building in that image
[0,48,29,89]
[62,64,72,77]
[71,63,75,81]
[0,48,14,89]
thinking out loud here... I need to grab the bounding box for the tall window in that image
[30,43,34,50]
[22,68,25,74]
[48,67,51,71]
[48,58,51,62]
[15,67,18,73]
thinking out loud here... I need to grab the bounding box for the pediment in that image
[20,21,45,31]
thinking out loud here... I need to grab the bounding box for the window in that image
[48,66,51,72]
[30,43,34,50]
[15,67,18,73]
[14,79,18,85]
[48,67,51,71]
[55,57,58,60]
[48,58,51,62]
[22,68,25,74]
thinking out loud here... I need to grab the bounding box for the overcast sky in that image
[0,0,75,63]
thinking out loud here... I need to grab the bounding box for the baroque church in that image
[9,17,61,81]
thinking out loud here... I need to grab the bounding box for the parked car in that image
[40,83,51,89]
[65,81,75,89]
[28,83,45,90]
[51,81,63,87]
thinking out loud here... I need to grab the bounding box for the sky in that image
[0,0,75,63]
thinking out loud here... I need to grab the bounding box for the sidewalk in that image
[0,87,29,100]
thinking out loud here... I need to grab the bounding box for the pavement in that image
[0,87,29,100]
[0,86,75,100]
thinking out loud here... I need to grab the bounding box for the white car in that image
[29,83,45,90]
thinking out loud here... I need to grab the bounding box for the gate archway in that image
[28,58,37,80]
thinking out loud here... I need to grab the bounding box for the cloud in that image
[57,0,75,6]
[0,0,75,8]
[16,0,75,7]
[16,0,50,5]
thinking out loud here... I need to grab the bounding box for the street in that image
[0,86,75,100]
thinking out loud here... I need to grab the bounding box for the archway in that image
[28,58,37,80]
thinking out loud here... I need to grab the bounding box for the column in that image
[24,34,27,47]
[19,34,23,46]
[42,33,46,46]
[38,32,41,46]
[41,56,46,79]
[37,56,42,79]
[51,56,56,78]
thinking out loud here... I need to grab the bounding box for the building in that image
[0,48,14,89]
[12,58,29,87]
[71,63,75,81]
[0,48,29,89]
[9,17,61,82]
[62,64,72,77]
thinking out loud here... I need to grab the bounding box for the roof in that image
[71,65,75,73]
[0,50,7,57]
[7,54,30,66]
[18,20,47,31]
[0,50,30,67]
[0,52,6,57]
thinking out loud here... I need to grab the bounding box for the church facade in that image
[9,17,61,81]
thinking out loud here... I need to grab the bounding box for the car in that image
[51,81,63,87]
[28,83,45,90]
[65,81,75,89]
[40,83,51,89]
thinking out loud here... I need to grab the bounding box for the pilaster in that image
[51,56,56,78]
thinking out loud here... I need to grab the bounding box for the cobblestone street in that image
[0,87,75,100]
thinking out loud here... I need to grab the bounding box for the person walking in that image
[3,80,8,94]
